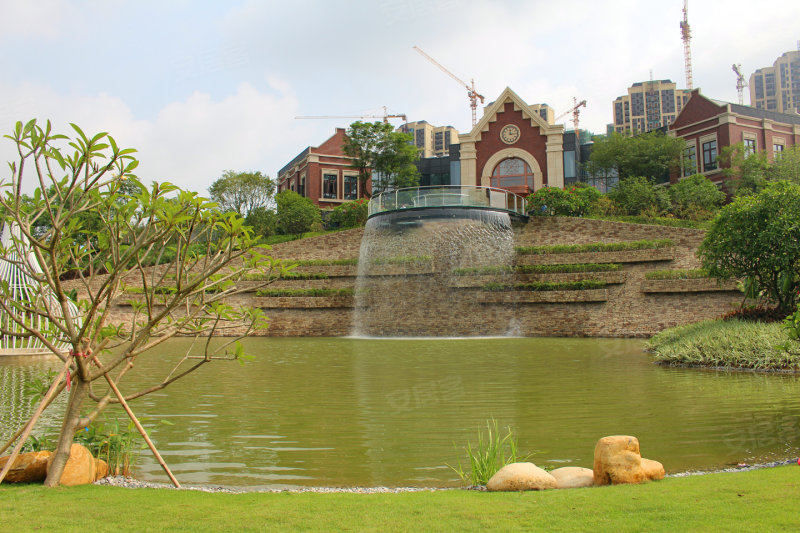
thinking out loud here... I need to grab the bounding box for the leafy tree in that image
[698,180,800,314]
[245,206,278,238]
[342,121,420,197]
[0,120,284,487]
[607,176,671,216]
[208,170,275,217]
[719,143,768,196]
[589,131,685,182]
[569,183,602,216]
[767,145,800,183]
[275,190,321,235]
[668,174,725,220]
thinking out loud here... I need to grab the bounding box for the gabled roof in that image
[672,89,800,131]
[461,87,563,142]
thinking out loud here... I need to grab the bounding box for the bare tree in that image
[0,120,285,486]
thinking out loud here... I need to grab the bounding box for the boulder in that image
[550,466,594,489]
[94,458,108,481]
[593,435,646,485]
[46,444,96,486]
[486,462,557,491]
[641,458,665,481]
[0,451,52,483]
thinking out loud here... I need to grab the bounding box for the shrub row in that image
[644,269,710,280]
[255,288,354,297]
[290,258,359,266]
[481,280,607,292]
[453,263,621,275]
[515,239,673,255]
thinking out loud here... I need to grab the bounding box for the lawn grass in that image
[482,280,607,292]
[1,467,799,532]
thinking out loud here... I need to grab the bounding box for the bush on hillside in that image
[608,176,671,216]
[668,174,725,220]
[275,190,322,235]
[328,198,368,228]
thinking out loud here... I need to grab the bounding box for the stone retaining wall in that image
[76,218,745,338]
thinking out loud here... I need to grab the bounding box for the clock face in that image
[500,124,520,144]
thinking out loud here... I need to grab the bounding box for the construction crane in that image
[296,106,407,125]
[555,98,588,174]
[732,64,747,105]
[413,45,485,127]
[680,0,693,90]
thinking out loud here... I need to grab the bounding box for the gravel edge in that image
[93,459,797,493]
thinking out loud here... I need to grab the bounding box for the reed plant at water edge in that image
[449,419,527,487]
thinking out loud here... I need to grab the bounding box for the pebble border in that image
[93,459,796,493]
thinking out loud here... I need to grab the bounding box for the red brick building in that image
[458,87,565,196]
[277,128,368,208]
[669,89,800,187]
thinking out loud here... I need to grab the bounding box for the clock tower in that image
[458,87,564,196]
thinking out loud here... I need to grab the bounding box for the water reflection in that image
[2,337,800,489]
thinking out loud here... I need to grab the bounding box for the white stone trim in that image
[480,148,543,190]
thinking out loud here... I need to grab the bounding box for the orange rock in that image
[641,458,665,481]
[94,458,108,481]
[593,435,646,485]
[0,451,52,483]
[46,444,96,486]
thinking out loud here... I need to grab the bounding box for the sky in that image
[1,0,798,195]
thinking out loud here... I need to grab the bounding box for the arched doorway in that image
[491,158,534,189]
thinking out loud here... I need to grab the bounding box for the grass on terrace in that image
[515,239,673,255]
[1,467,798,532]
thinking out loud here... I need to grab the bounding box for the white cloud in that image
[0,79,309,195]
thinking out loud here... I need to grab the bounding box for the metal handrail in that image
[368,186,527,218]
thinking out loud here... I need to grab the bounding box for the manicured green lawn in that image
[2,467,799,532]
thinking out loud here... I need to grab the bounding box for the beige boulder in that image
[486,462,557,492]
[46,444,96,486]
[550,466,594,489]
[0,451,52,483]
[94,458,108,481]
[641,458,665,481]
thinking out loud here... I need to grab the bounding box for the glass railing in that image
[368,186,527,218]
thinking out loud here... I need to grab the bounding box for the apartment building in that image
[612,79,692,134]
[397,121,459,158]
[749,49,800,114]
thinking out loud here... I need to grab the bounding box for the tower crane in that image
[732,64,747,105]
[680,0,693,90]
[555,98,588,174]
[296,106,407,125]
[413,46,485,127]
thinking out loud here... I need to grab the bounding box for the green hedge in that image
[644,269,710,280]
[453,263,621,275]
[515,239,673,255]
[291,258,359,266]
[481,280,606,292]
[255,288,354,297]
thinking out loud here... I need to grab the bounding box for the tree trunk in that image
[43,377,90,487]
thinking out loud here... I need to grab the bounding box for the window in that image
[323,173,338,199]
[774,143,785,158]
[683,144,697,177]
[491,158,534,189]
[344,175,358,200]
[702,139,717,172]
[743,138,756,157]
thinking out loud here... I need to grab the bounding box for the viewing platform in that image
[367,186,528,220]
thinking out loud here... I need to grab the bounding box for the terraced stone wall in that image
[84,219,746,338]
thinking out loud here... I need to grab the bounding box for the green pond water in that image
[2,337,800,489]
